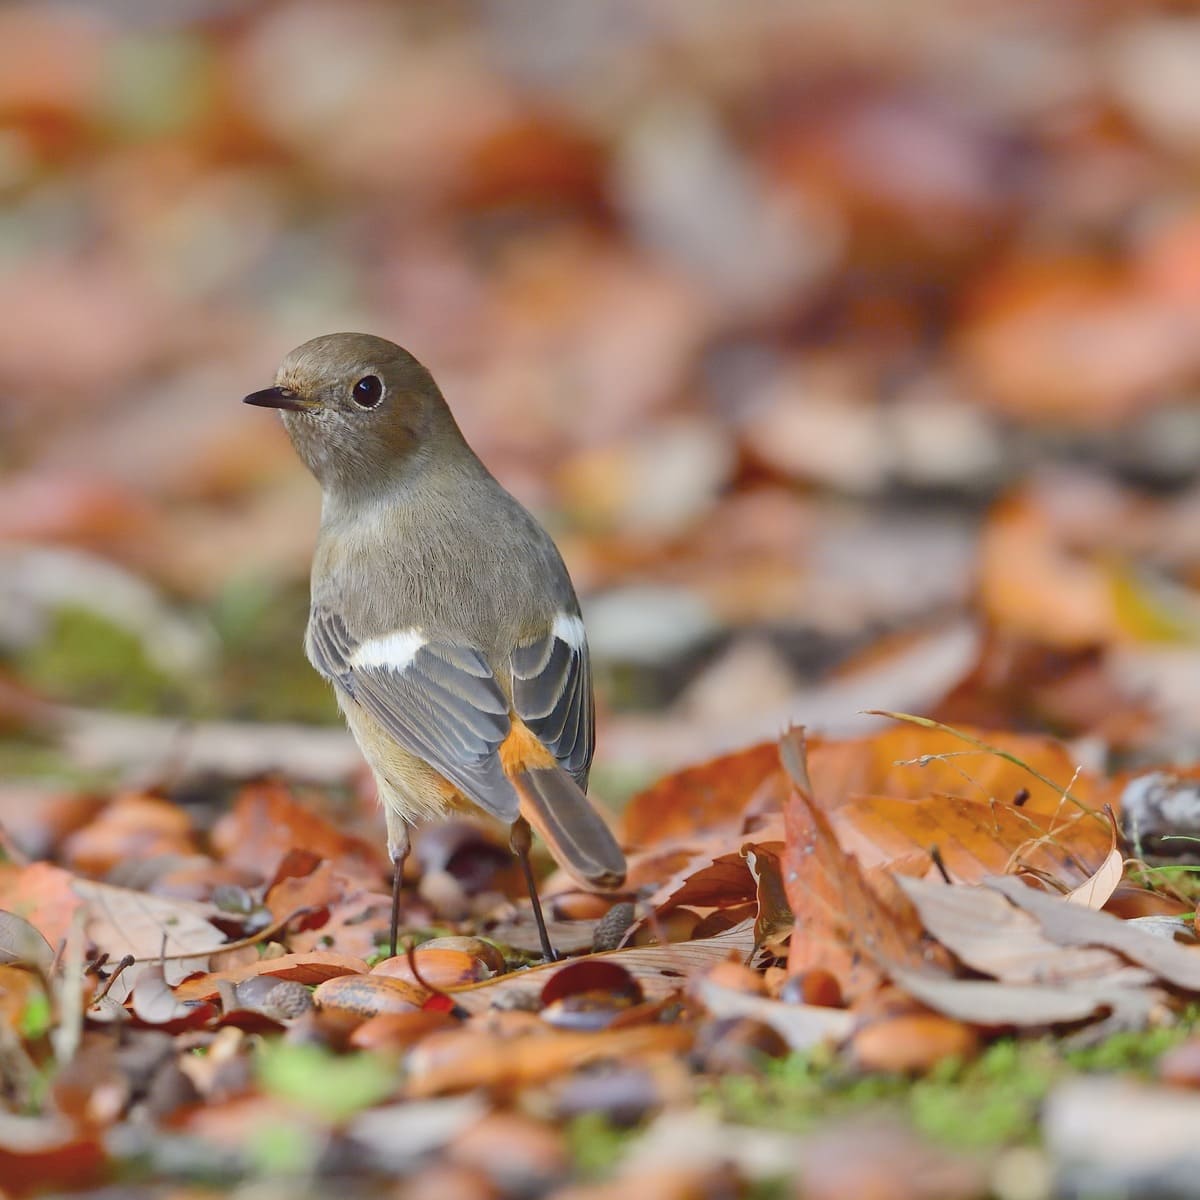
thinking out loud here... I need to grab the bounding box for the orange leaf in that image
[807,722,1113,817]
[0,862,82,950]
[781,730,930,1002]
[831,793,1113,887]
[211,781,385,881]
[405,1025,693,1098]
[173,951,369,1002]
[621,742,783,849]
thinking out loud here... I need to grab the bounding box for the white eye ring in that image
[351,375,384,408]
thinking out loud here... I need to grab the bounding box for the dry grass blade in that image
[866,711,1106,823]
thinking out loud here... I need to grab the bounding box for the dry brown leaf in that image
[0,862,83,952]
[0,1112,106,1197]
[173,951,370,1002]
[621,742,783,849]
[211,781,385,882]
[781,731,931,1001]
[693,978,851,1051]
[60,792,197,877]
[405,1024,694,1098]
[807,723,1114,818]
[1064,839,1124,910]
[887,964,1159,1028]
[130,966,216,1029]
[831,793,1113,889]
[897,878,1150,987]
[72,878,226,1001]
[0,911,54,973]
[451,919,756,1015]
[986,875,1200,991]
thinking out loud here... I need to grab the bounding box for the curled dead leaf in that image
[172,951,369,1002]
[313,973,429,1019]
[0,911,54,974]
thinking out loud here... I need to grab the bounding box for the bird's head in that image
[244,332,459,496]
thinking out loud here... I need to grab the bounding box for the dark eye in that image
[351,375,383,409]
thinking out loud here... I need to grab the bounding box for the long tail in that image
[510,767,626,889]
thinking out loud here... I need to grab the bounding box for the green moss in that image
[19,607,187,714]
[567,1112,639,1177]
[711,1016,1200,1151]
[0,736,115,791]
[208,577,339,724]
[256,1041,395,1123]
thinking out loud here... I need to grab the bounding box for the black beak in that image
[243,386,307,412]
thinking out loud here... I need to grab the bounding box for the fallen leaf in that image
[61,792,197,877]
[832,793,1112,889]
[173,951,370,1002]
[72,878,226,1001]
[373,941,500,990]
[693,978,852,1051]
[0,911,54,973]
[0,862,82,951]
[451,919,757,1015]
[887,965,1157,1027]
[130,967,216,1030]
[1064,828,1124,910]
[986,875,1200,991]
[405,1024,694,1098]
[897,877,1150,987]
[0,1112,106,1198]
[621,742,783,848]
[780,730,931,1001]
[211,781,384,882]
[808,720,1114,818]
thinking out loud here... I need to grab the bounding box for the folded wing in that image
[307,606,520,823]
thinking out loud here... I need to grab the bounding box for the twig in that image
[121,904,321,965]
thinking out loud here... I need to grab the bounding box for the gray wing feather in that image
[307,608,519,823]
[511,627,594,788]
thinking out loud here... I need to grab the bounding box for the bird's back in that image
[310,456,581,677]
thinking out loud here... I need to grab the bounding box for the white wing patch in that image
[552,612,587,650]
[349,628,425,672]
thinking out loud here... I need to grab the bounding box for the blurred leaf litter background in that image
[3,0,1200,787]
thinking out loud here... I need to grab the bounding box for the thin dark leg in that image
[386,814,411,961]
[510,816,557,963]
[389,857,403,960]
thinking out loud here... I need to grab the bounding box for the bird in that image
[243,332,626,961]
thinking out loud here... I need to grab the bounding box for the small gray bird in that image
[244,333,626,959]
